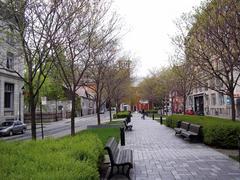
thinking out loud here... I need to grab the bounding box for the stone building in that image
[0,1,24,123]
[186,78,240,119]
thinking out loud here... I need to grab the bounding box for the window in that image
[4,83,14,110]
[211,93,216,106]
[210,78,215,89]
[205,95,209,106]
[205,83,208,91]
[6,26,15,46]
[6,52,14,69]
[188,96,193,106]
[218,93,224,105]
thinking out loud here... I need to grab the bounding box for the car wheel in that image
[9,130,13,136]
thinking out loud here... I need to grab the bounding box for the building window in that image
[6,52,14,69]
[210,78,215,89]
[204,83,208,91]
[188,96,193,106]
[211,93,216,106]
[4,83,14,110]
[205,95,209,106]
[6,26,15,46]
[218,93,224,105]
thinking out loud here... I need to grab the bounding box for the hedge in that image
[166,115,240,149]
[113,111,129,119]
[0,133,104,179]
[145,109,158,114]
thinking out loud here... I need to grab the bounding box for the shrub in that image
[166,115,240,149]
[113,111,129,119]
[0,133,104,179]
[146,109,158,114]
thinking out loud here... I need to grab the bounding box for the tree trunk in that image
[109,101,112,122]
[183,95,186,115]
[96,93,101,125]
[71,92,76,136]
[30,97,37,140]
[230,91,236,121]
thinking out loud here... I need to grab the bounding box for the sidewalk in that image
[121,113,240,180]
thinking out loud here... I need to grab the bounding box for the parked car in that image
[99,109,105,114]
[185,109,194,115]
[0,121,27,136]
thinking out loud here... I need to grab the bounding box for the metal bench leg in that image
[108,166,114,180]
[126,165,132,179]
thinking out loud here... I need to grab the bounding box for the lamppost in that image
[40,97,47,139]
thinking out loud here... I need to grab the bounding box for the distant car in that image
[0,121,27,136]
[99,109,105,114]
[185,109,194,115]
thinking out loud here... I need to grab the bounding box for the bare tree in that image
[52,0,101,136]
[104,58,132,121]
[0,0,78,139]
[186,0,240,120]
[170,13,196,114]
[87,37,118,125]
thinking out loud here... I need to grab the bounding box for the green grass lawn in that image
[0,126,120,179]
[82,127,120,144]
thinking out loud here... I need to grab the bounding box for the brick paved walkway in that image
[121,113,240,180]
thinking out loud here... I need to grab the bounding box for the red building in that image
[136,99,153,111]
[170,91,184,113]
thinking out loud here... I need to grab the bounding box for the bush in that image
[166,115,240,149]
[145,109,158,114]
[113,111,129,119]
[0,133,104,179]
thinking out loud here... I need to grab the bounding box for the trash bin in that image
[120,127,125,146]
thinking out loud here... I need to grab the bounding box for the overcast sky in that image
[113,0,203,78]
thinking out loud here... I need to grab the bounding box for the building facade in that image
[76,86,96,116]
[186,78,240,119]
[0,5,24,123]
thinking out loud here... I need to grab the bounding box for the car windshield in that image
[1,122,13,127]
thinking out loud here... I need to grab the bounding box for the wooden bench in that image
[104,137,133,179]
[174,121,190,135]
[126,116,131,124]
[123,120,133,131]
[181,124,201,141]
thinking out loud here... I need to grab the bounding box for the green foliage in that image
[146,110,158,114]
[166,115,240,148]
[113,111,129,119]
[0,133,104,179]
[82,127,120,145]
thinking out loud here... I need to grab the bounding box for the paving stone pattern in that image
[119,113,240,180]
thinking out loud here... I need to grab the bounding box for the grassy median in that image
[0,127,119,179]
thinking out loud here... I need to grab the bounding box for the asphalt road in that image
[0,112,112,141]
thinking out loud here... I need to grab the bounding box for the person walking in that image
[141,109,145,119]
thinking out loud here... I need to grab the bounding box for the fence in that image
[24,111,71,123]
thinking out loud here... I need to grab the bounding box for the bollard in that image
[152,113,154,120]
[238,135,240,163]
[120,127,125,146]
[160,116,163,125]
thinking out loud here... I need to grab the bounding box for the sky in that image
[113,0,203,78]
